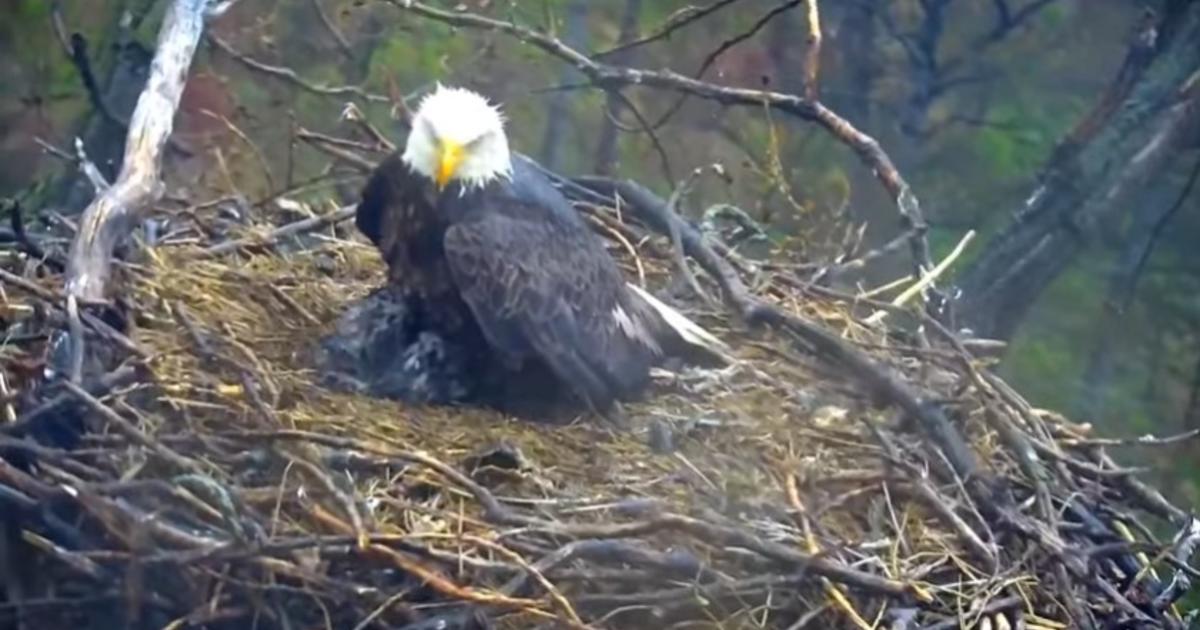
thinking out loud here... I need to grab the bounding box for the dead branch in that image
[65,0,215,303]
[207,34,388,103]
[199,204,356,257]
[594,0,743,59]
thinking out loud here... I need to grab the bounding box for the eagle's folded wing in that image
[442,205,653,410]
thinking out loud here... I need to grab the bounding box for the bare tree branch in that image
[594,0,743,59]
[65,0,217,303]
[207,34,388,103]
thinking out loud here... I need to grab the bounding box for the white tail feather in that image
[626,283,733,361]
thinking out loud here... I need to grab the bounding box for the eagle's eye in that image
[464,132,489,149]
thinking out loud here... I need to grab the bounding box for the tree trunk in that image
[955,5,1200,341]
[593,0,642,176]
[1073,180,1176,420]
[539,0,590,171]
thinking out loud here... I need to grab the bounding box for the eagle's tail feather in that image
[625,283,733,364]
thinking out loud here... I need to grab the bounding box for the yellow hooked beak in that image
[436,139,465,190]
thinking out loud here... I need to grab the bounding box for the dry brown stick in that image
[1060,428,1200,448]
[62,380,208,476]
[3,365,141,437]
[201,108,276,195]
[906,474,999,572]
[340,103,397,151]
[306,504,547,612]
[66,0,213,303]
[287,456,370,550]
[922,596,1024,630]
[594,0,743,59]
[662,164,723,304]
[855,413,998,573]
[784,474,874,629]
[0,436,107,480]
[459,535,587,628]
[21,531,107,580]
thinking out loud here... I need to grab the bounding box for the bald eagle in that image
[353,85,726,421]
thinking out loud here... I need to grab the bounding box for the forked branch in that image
[65,0,220,303]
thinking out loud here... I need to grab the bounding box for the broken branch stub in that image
[65,0,213,303]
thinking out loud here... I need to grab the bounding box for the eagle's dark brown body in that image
[355,151,698,418]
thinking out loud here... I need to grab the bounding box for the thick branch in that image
[65,0,213,302]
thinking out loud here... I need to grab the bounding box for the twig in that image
[2,365,140,437]
[644,0,804,131]
[68,33,129,133]
[1124,150,1200,307]
[73,137,111,193]
[812,228,921,284]
[200,109,276,195]
[307,504,547,612]
[594,0,743,59]
[289,456,371,549]
[199,204,356,257]
[863,230,975,325]
[310,0,354,59]
[207,33,387,103]
[296,130,379,172]
[62,380,207,475]
[0,268,144,357]
[460,535,587,628]
[663,164,723,304]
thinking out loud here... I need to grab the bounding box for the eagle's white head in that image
[402,84,513,191]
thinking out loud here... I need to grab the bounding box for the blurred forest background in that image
[2,0,1198,501]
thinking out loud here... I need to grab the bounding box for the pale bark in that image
[65,0,216,302]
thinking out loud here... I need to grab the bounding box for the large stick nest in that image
[1,160,1198,629]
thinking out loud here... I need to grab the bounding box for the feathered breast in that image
[356,153,458,298]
